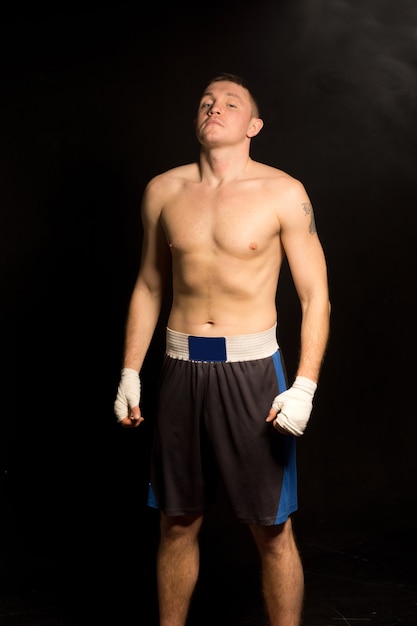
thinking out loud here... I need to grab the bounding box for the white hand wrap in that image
[272,376,317,436]
[114,368,141,422]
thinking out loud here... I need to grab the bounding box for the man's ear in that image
[247,117,264,138]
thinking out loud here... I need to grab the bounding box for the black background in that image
[1,0,416,615]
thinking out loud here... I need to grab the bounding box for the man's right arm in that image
[114,177,171,427]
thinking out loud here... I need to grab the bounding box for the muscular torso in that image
[159,162,286,336]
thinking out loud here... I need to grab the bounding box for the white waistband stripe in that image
[166,324,279,362]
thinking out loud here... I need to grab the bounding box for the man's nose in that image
[208,105,221,115]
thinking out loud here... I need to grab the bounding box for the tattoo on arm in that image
[302,202,317,234]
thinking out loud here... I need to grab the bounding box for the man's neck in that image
[199,146,253,186]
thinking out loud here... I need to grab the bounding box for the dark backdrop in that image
[1,0,416,614]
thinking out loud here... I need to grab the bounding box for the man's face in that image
[195,80,257,147]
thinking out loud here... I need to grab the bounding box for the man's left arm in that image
[266,182,331,435]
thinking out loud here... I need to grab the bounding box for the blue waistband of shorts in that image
[165,324,279,363]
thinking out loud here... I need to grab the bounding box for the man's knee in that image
[250,517,296,553]
[160,513,204,541]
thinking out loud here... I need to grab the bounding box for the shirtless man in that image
[114,73,330,626]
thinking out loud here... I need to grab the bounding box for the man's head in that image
[195,73,264,147]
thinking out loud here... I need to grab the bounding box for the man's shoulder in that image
[141,163,199,217]
[147,163,198,191]
[252,161,306,194]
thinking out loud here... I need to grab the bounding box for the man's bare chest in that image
[162,191,278,255]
